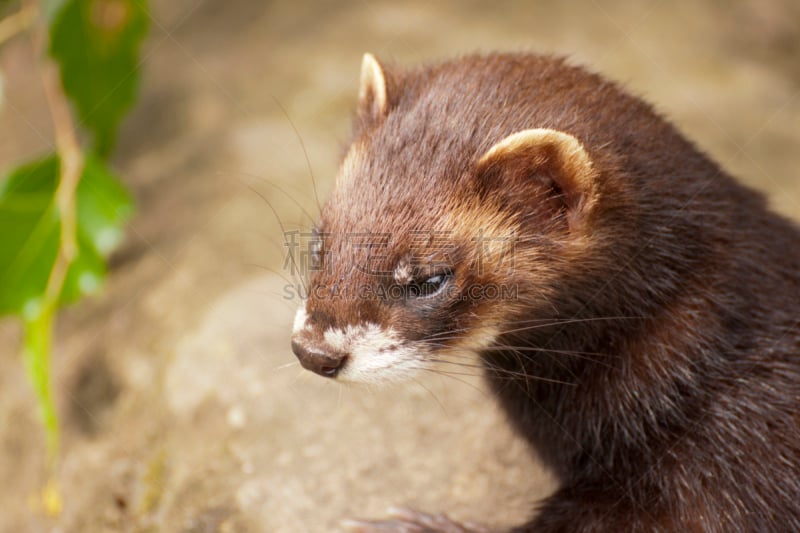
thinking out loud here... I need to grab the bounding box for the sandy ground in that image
[0,0,798,531]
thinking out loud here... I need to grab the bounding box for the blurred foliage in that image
[50,0,149,156]
[0,155,132,316]
[0,0,147,485]
[0,0,19,16]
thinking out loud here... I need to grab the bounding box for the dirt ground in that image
[1,0,798,531]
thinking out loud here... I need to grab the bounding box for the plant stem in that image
[25,0,84,467]
[28,0,84,305]
[41,57,83,304]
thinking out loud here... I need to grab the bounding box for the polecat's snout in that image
[291,339,347,378]
[291,300,434,384]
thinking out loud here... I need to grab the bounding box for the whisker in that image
[413,366,488,397]
[484,345,618,358]
[426,363,576,387]
[497,315,642,337]
[272,360,299,371]
[241,179,308,292]
[246,263,300,288]
[411,377,448,414]
[420,316,642,345]
[270,95,322,214]
[238,170,318,225]
[424,341,614,360]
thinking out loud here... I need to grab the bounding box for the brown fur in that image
[294,53,800,531]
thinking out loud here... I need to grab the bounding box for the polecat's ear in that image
[358,53,388,119]
[476,128,597,229]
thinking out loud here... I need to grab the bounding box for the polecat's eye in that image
[407,273,452,298]
[308,227,325,272]
[309,239,323,270]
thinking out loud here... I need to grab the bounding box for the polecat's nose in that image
[291,340,347,378]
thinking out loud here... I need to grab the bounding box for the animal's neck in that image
[481,299,725,483]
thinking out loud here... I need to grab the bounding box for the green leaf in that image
[23,303,58,460]
[1,152,132,462]
[48,0,149,157]
[41,0,68,21]
[76,152,133,255]
[0,153,133,317]
[0,156,62,318]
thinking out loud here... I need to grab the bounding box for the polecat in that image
[290,53,800,532]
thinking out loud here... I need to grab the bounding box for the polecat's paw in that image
[341,506,490,533]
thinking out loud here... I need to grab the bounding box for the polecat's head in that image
[290,53,602,384]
